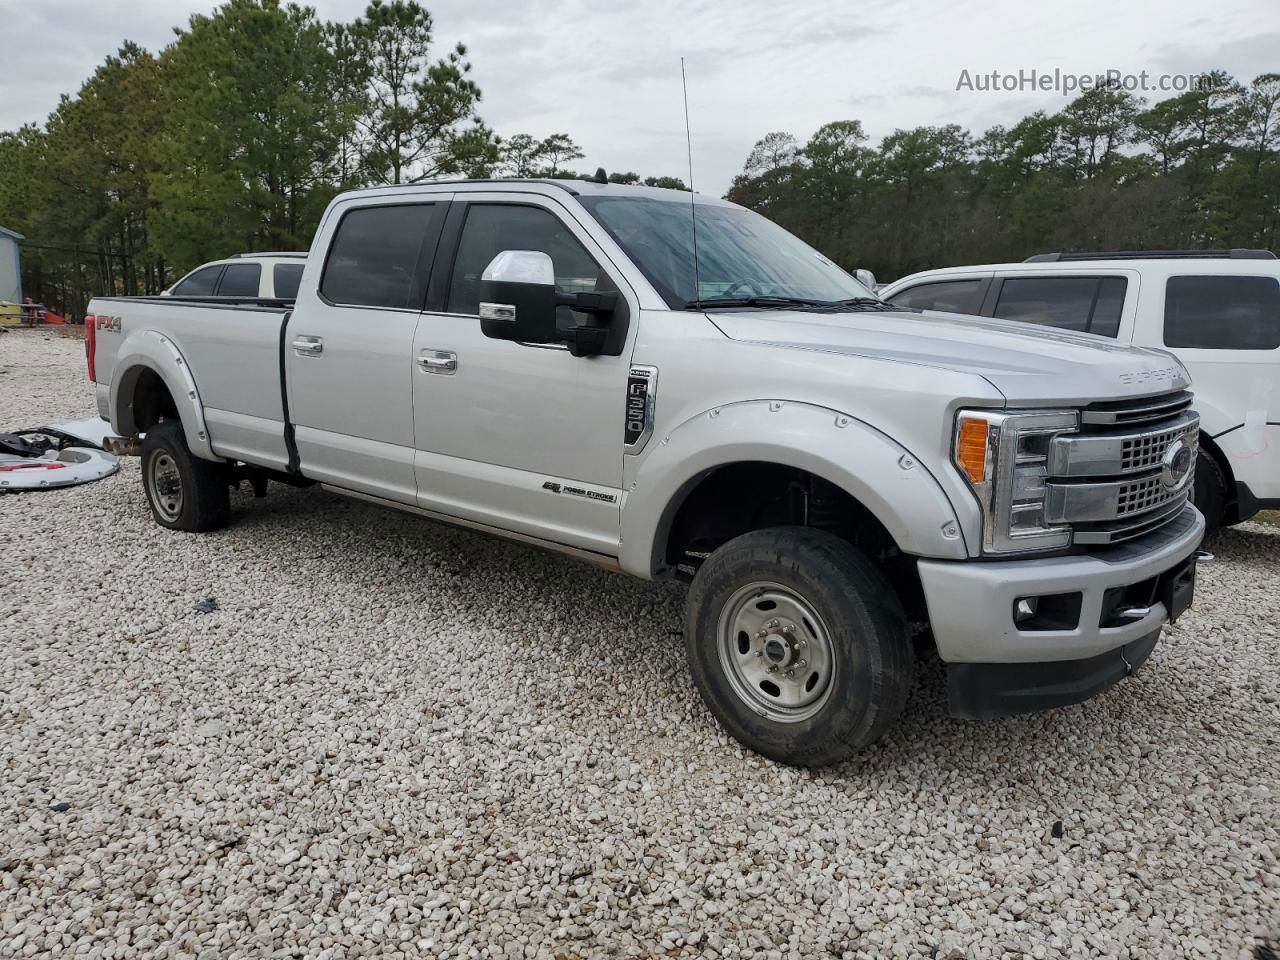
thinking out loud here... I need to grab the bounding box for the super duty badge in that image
[624,365,657,455]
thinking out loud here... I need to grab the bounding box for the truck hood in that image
[707,307,1190,405]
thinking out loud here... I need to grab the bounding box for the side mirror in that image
[854,268,878,292]
[479,250,559,344]
[479,250,617,356]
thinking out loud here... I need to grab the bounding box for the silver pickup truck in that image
[86,179,1205,766]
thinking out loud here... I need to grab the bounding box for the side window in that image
[446,204,616,328]
[172,265,223,296]
[887,280,984,315]
[1164,275,1280,350]
[320,204,436,310]
[273,263,304,299]
[994,276,1128,336]
[217,262,261,297]
[1090,277,1127,337]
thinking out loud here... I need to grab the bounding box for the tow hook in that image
[103,436,142,457]
[1193,550,1214,562]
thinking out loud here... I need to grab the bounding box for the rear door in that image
[285,195,449,504]
[1161,272,1280,500]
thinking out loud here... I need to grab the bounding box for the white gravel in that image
[1,328,1278,960]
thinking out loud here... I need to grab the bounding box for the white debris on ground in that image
[1,329,1277,960]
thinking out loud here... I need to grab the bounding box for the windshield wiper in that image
[830,297,902,312]
[682,296,831,310]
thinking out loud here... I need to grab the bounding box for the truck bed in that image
[90,296,295,471]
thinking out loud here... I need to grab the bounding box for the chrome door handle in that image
[292,335,323,356]
[417,350,457,374]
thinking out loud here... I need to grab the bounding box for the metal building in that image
[0,224,23,306]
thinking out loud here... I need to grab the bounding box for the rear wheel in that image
[141,420,230,532]
[1192,448,1227,536]
[684,527,913,767]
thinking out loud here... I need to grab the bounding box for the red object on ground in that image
[44,311,67,324]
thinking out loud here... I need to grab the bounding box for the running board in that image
[319,484,623,573]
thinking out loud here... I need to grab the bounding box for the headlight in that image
[953,409,1079,554]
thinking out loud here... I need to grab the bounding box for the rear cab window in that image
[320,203,440,310]
[1164,275,1280,350]
[993,276,1128,336]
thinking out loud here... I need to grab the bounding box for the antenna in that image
[680,57,701,304]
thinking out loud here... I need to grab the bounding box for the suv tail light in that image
[84,314,97,382]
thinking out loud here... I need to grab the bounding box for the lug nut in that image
[784,669,795,679]
[797,659,807,668]
[796,639,807,648]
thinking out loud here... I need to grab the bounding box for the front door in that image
[410,194,636,555]
[286,198,447,504]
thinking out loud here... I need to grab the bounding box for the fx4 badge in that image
[624,365,657,455]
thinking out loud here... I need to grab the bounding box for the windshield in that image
[578,195,875,309]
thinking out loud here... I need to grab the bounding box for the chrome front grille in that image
[1080,390,1193,427]
[1121,421,1190,472]
[1044,393,1198,545]
[1117,473,1169,515]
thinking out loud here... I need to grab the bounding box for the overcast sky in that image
[1,0,1276,194]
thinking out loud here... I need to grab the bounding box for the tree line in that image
[726,70,1279,282]
[1,0,1274,320]
[0,0,682,319]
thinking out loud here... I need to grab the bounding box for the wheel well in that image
[659,461,925,616]
[1199,431,1239,520]
[126,366,179,435]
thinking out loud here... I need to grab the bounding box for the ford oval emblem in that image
[1161,438,1193,491]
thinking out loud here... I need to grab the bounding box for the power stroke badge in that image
[624,365,657,455]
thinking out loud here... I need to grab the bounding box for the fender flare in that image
[619,399,970,577]
[110,330,220,461]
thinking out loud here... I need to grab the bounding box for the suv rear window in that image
[320,204,436,310]
[172,265,222,296]
[887,279,984,315]
[993,276,1127,337]
[273,263,304,299]
[218,262,260,297]
[1164,275,1280,350]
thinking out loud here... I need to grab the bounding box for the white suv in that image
[879,251,1280,533]
[163,252,307,300]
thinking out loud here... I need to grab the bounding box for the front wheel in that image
[684,527,913,767]
[1192,449,1227,536]
[141,420,230,532]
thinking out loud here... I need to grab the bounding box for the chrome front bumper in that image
[918,505,1205,664]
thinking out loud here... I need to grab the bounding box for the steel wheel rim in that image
[149,452,183,522]
[716,580,836,724]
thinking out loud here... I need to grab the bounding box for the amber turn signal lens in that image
[955,417,990,484]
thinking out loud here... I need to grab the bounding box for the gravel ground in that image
[1,329,1277,960]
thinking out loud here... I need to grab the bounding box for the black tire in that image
[1192,448,1227,536]
[140,420,230,532]
[684,526,913,767]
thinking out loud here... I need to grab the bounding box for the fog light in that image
[1014,597,1039,622]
